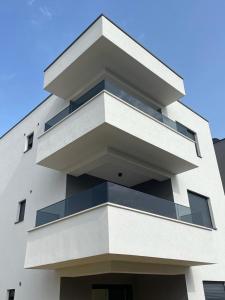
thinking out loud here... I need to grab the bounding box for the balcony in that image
[44,15,185,105]
[44,80,188,133]
[35,182,213,228]
[25,182,215,270]
[37,81,198,186]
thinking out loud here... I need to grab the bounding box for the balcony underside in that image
[25,205,215,270]
[37,93,198,186]
[38,125,195,186]
[57,257,189,278]
[44,17,185,105]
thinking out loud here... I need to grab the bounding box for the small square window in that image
[8,289,15,300]
[15,200,26,223]
[24,132,34,152]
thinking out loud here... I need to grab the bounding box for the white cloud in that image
[30,6,53,26]
[39,6,52,19]
[27,0,35,5]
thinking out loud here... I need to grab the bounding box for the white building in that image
[1,15,225,300]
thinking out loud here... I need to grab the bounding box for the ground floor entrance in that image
[60,273,188,300]
[92,284,132,300]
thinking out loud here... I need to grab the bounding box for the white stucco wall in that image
[1,83,225,300]
[37,92,198,175]
[164,101,225,299]
[25,203,215,269]
[44,16,185,103]
[0,95,68,300]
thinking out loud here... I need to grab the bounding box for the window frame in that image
[7,289,15,300]
[176,122,202,158]
[203,281,225,300]
[15,199,26,224]
[187,190,215,229]
[24,132,34,153]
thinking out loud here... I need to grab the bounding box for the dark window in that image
[8,289,15,300]
[16,200,26,223]
[203,281,225,300]
[25,132,34,152]
[92,285,132,300]
[188,191,213,228]
[176,122,201,157]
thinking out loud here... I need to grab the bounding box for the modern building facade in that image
[1,15,225,300]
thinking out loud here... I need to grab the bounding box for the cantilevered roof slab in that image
[44,15,185,106]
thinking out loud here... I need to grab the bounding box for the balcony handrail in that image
[35,181,212,228]
[44,80,195,142]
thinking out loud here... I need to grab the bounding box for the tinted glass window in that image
[25,132,34,152]
[92,285,132,300]
[8,290,15,300]
[204,281,225,300]
[27,133,34,150]
[188,192,212,228]
[176,122,201,157]
[16,200,26,223]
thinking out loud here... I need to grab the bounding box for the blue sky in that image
[0,0,225,138]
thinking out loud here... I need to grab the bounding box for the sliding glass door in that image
[92,285,132,300]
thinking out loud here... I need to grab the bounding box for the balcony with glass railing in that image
[44,80,194,141]
[25,181,215,270]
[37,79,199,179]
[35,181,213,228]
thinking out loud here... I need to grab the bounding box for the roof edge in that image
[178,100,209,123]
[43,14,183,80]
[0,94,52,140]
[213,137,225,144]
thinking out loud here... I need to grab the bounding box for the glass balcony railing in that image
[44,80,192,140]
[35,182,213,228]
[45,81,105,131]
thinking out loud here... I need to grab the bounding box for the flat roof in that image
[44,14,183,80]
[213,137,225,144]
[0,15,209,140]
[0,94,52,140]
